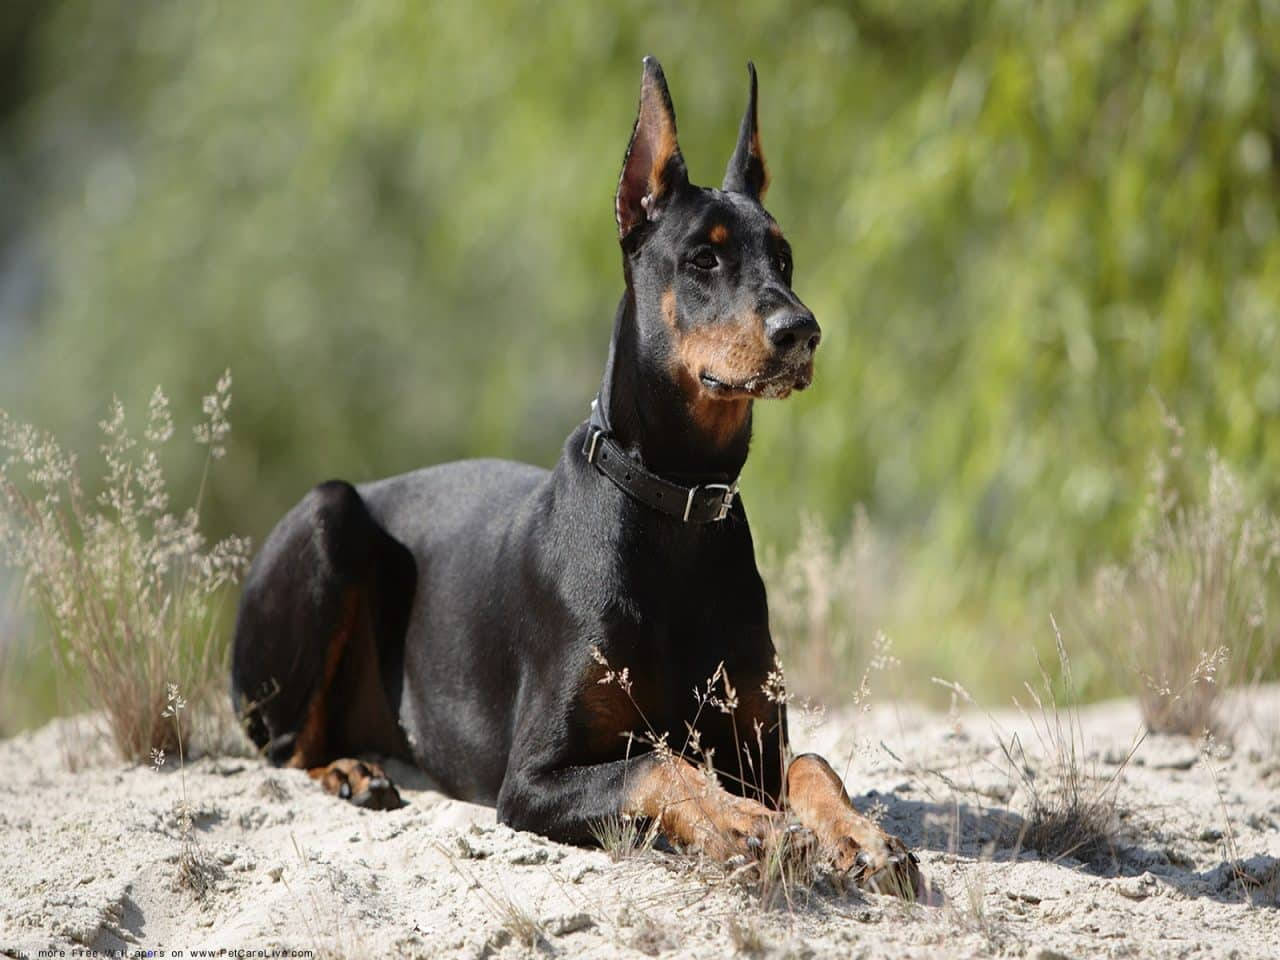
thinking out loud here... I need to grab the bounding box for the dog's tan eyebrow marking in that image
[661,287,677,329]
[767,222,783,238]
[709,224,730,244]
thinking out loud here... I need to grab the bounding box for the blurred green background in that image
[3,0,1279,731]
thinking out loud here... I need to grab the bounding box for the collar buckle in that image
[585,427,605,464]
[684,480,739,523]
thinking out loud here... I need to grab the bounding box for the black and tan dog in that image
[231,58,921,896]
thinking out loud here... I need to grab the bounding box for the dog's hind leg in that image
[231,480,415,810]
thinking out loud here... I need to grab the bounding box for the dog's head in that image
[615,58,820,445]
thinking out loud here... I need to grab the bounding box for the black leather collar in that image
[581,398,739,524]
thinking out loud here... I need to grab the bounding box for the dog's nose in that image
[765,311,821,355]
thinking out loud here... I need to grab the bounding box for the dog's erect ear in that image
[616,56,689,240]
[722,62,769,201]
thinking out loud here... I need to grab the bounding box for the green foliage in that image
[2,1,1280,709]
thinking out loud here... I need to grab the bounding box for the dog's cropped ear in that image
[616,56,689,240]
[722,62,769,201]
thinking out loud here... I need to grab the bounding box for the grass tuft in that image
[488,888,544,949]
[750,819,826,910]
[1089,416,1280,737]
[0,373,250,761]
[1000,617,1138,867]
[153,683,222,899]
[588,813,657,862]
[437,839,546,950]
[725,915,768,956]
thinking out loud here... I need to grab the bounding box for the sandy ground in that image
[2,690,1278,960]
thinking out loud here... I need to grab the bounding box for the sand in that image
[2,690,1278,959]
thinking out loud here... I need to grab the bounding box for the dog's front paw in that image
[698,795,784,861]
[827,827,923,900]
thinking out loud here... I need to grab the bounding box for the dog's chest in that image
[573,620,776,771]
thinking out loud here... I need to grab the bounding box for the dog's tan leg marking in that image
[786,753,922,897]
[309,757,403,810]
[624,756,780,860]
[286,588,360,769]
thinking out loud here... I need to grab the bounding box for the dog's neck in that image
[598,291,752,484]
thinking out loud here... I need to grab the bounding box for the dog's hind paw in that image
[311,758,404,810]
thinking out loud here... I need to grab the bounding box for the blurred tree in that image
[1,0,1278,672]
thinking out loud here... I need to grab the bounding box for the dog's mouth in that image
[699,363,813,399]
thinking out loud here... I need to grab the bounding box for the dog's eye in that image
[776,253,791,277]
[687,248,719,272]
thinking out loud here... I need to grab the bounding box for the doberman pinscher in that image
[231,57,922,896]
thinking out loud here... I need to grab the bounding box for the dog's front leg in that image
[498,752,780,860]
[624,754,784,859]
[785,753,924,898]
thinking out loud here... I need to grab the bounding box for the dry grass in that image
[1198,733,1280,907]
[438,840,547,950]
[739,818,828,911]
[0,373,250,761]
[284,835,365,959]
[152,683,222,899]
[725,915,768,955]
[761,508,894,705]
[945,863,995,944]
[1089,416,1280,737]
[588,812,658,862]
[998,618,1138,866]
[486,888,544,949]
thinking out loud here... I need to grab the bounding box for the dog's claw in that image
[847,843,927,902]
[784,823,817,853]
